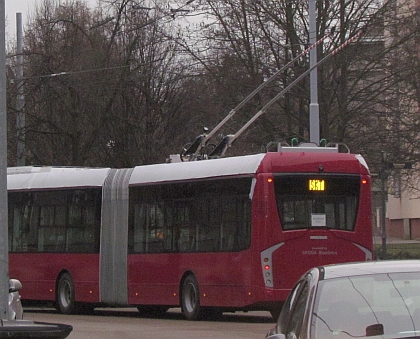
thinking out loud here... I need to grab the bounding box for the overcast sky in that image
[5,0,96,38]
[5,0,37,36]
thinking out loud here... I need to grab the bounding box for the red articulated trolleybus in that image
[8,27,372,320]
[7,144,372,320]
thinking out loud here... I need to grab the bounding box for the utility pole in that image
[380,151,387,258]
[0,0,10,319]
[309,0,320,145]
[16,13,25,166]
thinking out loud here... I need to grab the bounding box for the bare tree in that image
[378,0,420,192]
[172,0,419,168]
[7,0,420,171]
[13,0,116,166]
[8,0,198,167]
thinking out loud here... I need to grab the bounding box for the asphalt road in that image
[23,307,275,339]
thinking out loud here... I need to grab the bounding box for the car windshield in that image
[312,272,420,339]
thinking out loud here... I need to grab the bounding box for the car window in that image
[278,279,309,339]
[277,281,301,332]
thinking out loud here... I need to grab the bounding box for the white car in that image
[8,279,23,320]
[267,260,420,339]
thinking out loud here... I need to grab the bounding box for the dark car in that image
[266,260,420,339]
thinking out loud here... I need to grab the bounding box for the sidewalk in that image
[373,236,420,244]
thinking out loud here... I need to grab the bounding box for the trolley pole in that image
[0,0,10,319]
[309,0,320,145]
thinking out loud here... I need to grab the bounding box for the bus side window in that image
[26,205,39,251]
[128,178,251,254]
[132,204,146,253]
[67,204,97,253]
[9,199,31,252]
[38,205,66,252]
[9,200,37,252]
[146,204,165,253]
[197,224,219,252]
[173,221,196,252]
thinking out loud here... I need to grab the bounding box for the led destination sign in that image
[308,179,325,191]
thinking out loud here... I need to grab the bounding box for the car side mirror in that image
[9,279,22,293]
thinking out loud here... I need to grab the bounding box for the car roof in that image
[318,260,420,280]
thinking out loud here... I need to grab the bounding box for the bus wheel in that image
[56,273,76,314]
[181,275,201,320]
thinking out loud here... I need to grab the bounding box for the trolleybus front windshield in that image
[274,174,360,231]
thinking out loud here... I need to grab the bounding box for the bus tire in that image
[181,275,201,320]
[56,273,76,314]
